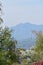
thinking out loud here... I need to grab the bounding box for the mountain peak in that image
[12,23,43,49]
[12,23,43,40]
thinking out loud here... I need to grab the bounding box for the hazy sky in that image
[1,0,43,27]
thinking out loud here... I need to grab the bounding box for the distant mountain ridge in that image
[12,23,43,49]
[12,23,43,40]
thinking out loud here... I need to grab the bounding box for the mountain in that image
[12,23,43,49]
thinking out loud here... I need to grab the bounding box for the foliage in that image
[0,27,18,65]
[34,31,43,53]
[30,31,43,63]
[0,2,18,65]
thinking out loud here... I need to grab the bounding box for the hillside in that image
[12,23,43,49]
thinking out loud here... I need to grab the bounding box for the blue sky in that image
[1,0,43,27]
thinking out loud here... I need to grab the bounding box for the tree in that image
[34,31,43,53]
[0,1,3,31]
[27,31,43,64]
[0,2,18,65]
[33,31,43,61]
